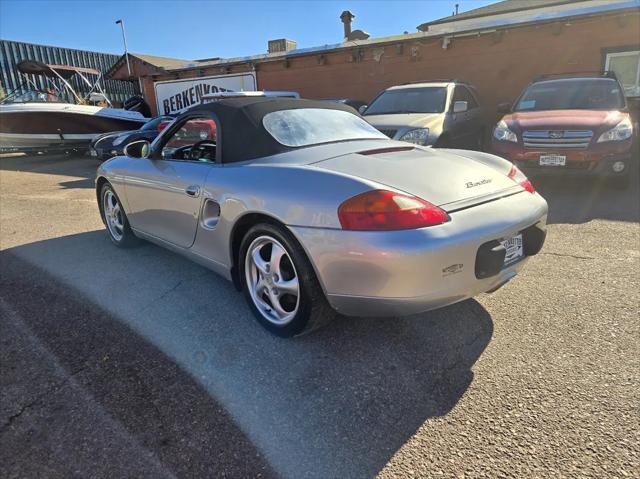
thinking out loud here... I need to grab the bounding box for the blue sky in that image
[0,0,494,60]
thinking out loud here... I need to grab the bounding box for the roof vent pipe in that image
[340,10,355,39]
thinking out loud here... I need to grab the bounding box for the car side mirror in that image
[497,102,511,114]
[358,105,368,114]
[124,139,150,159]
[453,101,468,113]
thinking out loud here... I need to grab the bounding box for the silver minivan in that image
[361,81,486,150]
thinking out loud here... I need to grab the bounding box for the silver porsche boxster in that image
[96,98,548,337]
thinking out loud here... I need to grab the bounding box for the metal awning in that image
[16,60,100,79]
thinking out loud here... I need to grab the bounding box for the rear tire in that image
[239,223,335,337]
[100,182,140,248]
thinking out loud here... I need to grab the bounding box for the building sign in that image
[154,73,257,115]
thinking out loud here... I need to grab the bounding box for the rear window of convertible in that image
[263,108,386,147]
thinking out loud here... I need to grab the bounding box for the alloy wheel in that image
[244,235,300,325]
[103,190,124,241]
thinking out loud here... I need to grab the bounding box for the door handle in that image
[185,185,201,197]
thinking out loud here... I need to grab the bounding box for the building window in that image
[605,50,640,97]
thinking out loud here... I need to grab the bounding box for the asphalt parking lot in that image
[1,153,638,478]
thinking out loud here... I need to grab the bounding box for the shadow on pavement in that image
[0,252,276,478]
[1,230,494,478]
[58,177,96,189]
[529,168,639,225]
[0,154,101,190]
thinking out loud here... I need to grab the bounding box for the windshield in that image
[363,87,447,115]
[515,79,625,111]
[2,89,64,104]
[263,108,387,147]
[140,116,170,131]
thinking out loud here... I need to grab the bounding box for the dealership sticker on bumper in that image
[501,234,523,266]
[539,154,566,166]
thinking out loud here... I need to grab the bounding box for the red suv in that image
[491,73,634,187]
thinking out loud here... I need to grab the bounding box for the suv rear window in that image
[515,78,625,111]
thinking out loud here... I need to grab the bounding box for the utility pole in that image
[115,19,132,78]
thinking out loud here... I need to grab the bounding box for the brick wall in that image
[145,10,639,119]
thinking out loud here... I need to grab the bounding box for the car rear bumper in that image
[289,191,548,317]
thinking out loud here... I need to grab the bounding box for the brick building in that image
[106,0,640,119]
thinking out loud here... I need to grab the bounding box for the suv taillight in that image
[338,190,450,231]
[508,165,535,193]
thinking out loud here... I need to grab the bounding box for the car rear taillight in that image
[338,190,450,231]
[508,165,535,193]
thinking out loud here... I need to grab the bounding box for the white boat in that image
[0,60,147,152]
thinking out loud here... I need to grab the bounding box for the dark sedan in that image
[89,116,173,161]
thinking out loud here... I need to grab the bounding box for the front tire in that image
[239,223,334,337]
[100,182,140,248]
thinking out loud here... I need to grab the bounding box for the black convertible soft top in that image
[185,97,359,163]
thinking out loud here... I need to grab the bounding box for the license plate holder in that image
[539,154,566,166]
[501,234,524,266]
